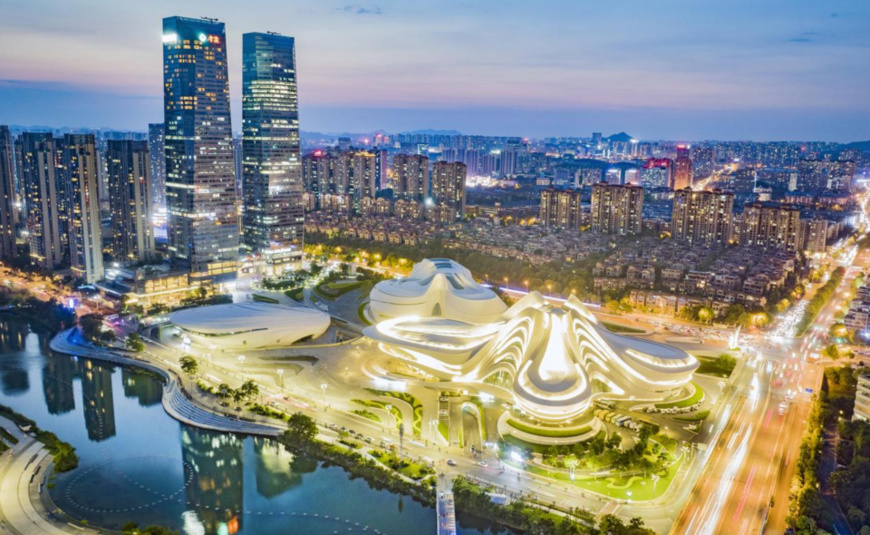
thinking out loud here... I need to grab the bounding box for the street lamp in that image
[320,382,328,406]
[277,368,285,391]
[238,355,246,366]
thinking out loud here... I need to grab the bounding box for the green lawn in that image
[370,450,434,480]
[315,280,363,300]
[656,382,704,409]
[506,418,591,438]
[351,409,381,423]
[285,287,304,301]
[674,410,710,422]
[507,455,684,501]
[600,321,645,334]
[357,302,372,325]
[252,294,279,304]
[695,355,736,378]
[367,389,423,436]
[438,420,449,442]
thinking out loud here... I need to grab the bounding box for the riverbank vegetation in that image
[277,413,435,506]
[0,404,78,472]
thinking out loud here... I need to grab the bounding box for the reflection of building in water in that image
[80,360,116,441]
[253,437,314,498]
[0,319,29,352]
[42,357,77,415]
[121,368,162,407]
[0,320,31,395]
[182,426,243,535]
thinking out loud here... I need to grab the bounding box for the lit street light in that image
[277,368,284,391]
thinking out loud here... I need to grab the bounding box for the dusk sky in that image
[1,0,869,141]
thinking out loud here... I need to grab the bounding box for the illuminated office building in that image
[241,32,304,273]
[163,16,239,284]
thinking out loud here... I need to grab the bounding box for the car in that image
[365,437,373,443]
[477,461,487,467]
[446,459,457,466]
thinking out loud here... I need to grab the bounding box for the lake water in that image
[0,318,472,535]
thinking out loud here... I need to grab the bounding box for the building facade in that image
[590,183,643,236]
[430,161,467,221]
[163,16,239,284]
[539,188,583,229]
[61,134,104,283]
[241,32,303,273]
[0,126,15,261]
[738,202,803,252]
[393,154,429,201]
[673,145,693,190]
[107,140,155,264]
[671,188,734,246]
[147,123,166,211]
[20,133,64,270]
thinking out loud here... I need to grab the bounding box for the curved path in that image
[50,329,280,437]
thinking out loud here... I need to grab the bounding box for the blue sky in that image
[1,0,869,140]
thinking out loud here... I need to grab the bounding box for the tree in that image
[238,380,259,401]
[179,356,199,377]
[216,383,232,401]
[79,314,104,341]
[99,330,116,344]
[285,412,318,442]
[125,332,145,353]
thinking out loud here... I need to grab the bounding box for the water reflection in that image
[42,356,76,415]
[121,368,162,407]
[182,426,244,535]
[253,437,314,498]
[81,360,116,441]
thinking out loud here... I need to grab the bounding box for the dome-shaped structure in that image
[170,302,330,350]
[368,258,508,324]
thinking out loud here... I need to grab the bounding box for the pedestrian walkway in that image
[0,425,87,535]
[50,329,281,438]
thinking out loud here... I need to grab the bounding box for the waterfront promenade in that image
[0,416,92,535]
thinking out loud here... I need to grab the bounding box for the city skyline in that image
[0,0,869,141]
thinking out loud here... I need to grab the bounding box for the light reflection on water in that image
[0,318,449,535]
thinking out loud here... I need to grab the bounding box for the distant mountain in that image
[606,132,634,143]
[844,140,870,152]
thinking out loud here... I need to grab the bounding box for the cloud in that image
[339,4,382,15]
[787,31,819,43]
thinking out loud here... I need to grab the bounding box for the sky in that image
[1,0,869,141]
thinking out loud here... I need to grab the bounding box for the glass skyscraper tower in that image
[241,32,304,274]
[162,16,239,284]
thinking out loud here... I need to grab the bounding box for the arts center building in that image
[364,259,699,443]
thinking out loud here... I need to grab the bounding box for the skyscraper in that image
[671,188,734,246]
[241,32,303,273]
[590,183,643,236]
[393,154,429,201]
[61,134,103,283]
[0,126,15,261]
[108,140,155,264]
[147,123,166,210]
[673,145,693,190]
[20,133,63,270]
[430,161,467,221]
[163,16,239,284]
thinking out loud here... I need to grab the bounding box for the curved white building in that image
[368,258,508,324]
[170,302,330,350]
[365,292,698,424]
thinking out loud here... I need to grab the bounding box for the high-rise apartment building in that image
[671,188,734,246]
[804,218,828,254]
[673,145,693,190]
[147,124,166,210]
[797,157,855,192]
[241,32,303,273]
[107,140,155,264]
[61,134,103,283]
[20,133,63,270]
[640,158,674,189]
[393,154,429,201]
[430,161,467,221]
[539,188,583,230]
[590,183,643,236]
[0,126,15,261]
[163,16,239,284]
[738,202,803,252]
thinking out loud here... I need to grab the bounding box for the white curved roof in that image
[170,302,330,348]
[369,258,507,324]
